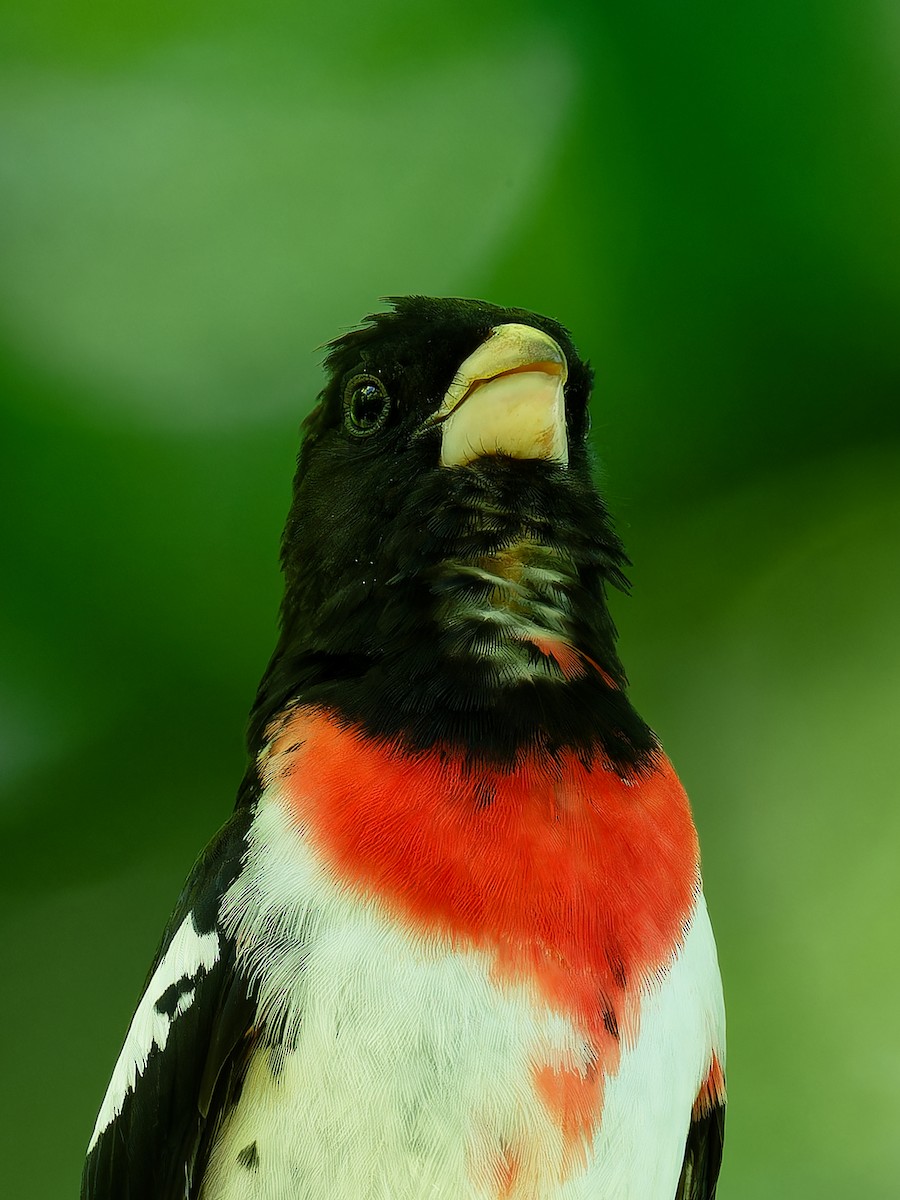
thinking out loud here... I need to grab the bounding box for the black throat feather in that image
[244,456,656,788]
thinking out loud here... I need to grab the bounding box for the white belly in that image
[200,792,724,1200]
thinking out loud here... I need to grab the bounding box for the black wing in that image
[82,808,256,1200]
[675,1102,726,1200]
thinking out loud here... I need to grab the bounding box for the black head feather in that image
[242,296,656,791]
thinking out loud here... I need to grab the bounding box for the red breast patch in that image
[265,706,699,1154]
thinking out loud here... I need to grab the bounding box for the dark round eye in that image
[344,374,390,435]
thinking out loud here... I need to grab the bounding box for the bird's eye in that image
[344,374,391,436]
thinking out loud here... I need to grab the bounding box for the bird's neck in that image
[243,461,658,798]
[243,558,655,810]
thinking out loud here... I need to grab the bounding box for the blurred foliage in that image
[2,1,899,1195]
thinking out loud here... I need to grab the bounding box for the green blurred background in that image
[2,1,899,1195]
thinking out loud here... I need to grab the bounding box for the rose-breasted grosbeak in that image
[83,296,725,1200]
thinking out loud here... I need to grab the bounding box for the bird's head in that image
[248,296,655,773]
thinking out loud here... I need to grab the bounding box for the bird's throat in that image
[433,537,590,684]
[251,460,658,772]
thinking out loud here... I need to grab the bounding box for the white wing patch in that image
[88,911,220,1152]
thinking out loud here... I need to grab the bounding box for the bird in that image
[82,295,726,1200]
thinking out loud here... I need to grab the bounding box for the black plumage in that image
[676,1104,726,1200]
[82,812,255,1200]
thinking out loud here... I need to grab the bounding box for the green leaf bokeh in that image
[2,2,899,1194]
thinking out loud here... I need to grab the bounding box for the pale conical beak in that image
[431,323,569,468]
